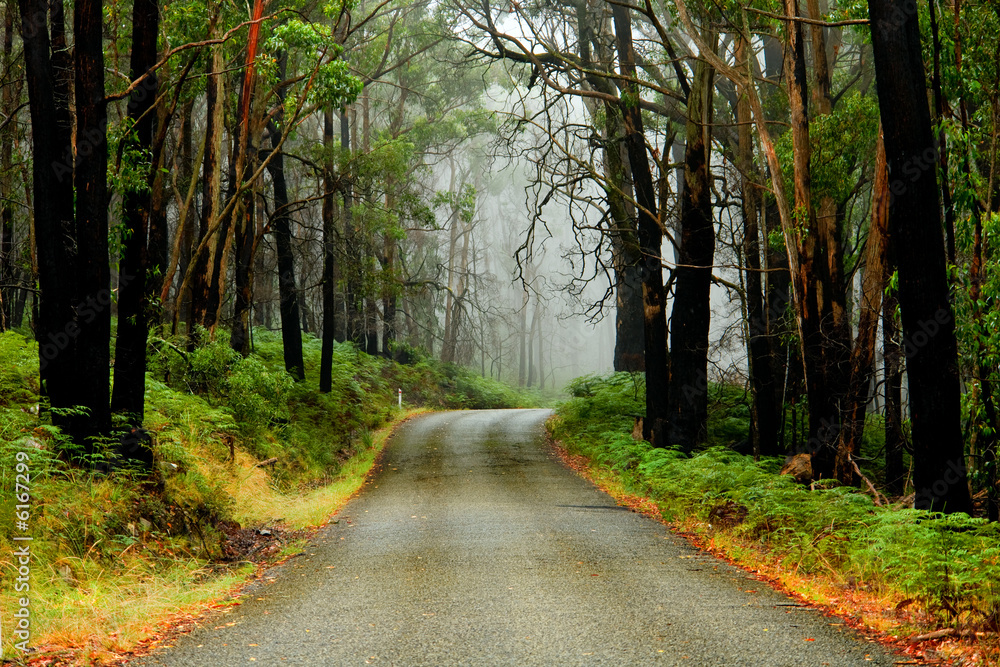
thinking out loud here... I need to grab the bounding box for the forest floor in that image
[14,408,425,667]
[547,435,1000,667]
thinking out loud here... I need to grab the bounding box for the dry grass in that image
[17,560,249,664]
[4,409,426,665]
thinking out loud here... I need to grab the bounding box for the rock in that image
[780,453,813,484]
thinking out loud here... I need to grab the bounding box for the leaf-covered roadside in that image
[548,372,1000,666]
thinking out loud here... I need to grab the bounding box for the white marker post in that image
[398,389,402,409]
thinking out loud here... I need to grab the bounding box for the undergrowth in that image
[550,372,1000,640]
[0,327,527,661]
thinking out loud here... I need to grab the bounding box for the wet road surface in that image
[133,409,902,666]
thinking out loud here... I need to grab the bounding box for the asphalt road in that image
[133,409,902,666]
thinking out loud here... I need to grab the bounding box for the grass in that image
[23,559,252,663]
[0,326,526,664]
[549,372,1000,666]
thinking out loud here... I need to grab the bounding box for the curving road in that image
[134,409,901,666]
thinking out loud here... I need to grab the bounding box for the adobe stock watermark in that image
[6,449,34,658]
[901,308,951,359]
[874,0,919,39]
[914,457,969,511]
[51,117,109,183]
[19,9,49,42]
[38,274,134,372]
[680,369,708,406]
[888,139,943,206]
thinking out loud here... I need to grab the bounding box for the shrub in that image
[225,356,294,444]
[551,372,1000,626]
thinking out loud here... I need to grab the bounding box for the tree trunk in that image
[868,0,973,514]
[526,300,539,387]
[341,107,363,347]
[667,55,715,452]
[146,97,170,318]
[783,0,851,480]
[72,0,111,443]
[834,132,889,482]
[267,118,305,379]
[737,35,780,457]
[518,287,528,386]
[20,0,81,439]
[612,3,669,445]
[605,102,645,373]
[883,287,906,495]
[382,193,397,358]
[537,313,545,390]
[227,0,266,352]
[189,48,224,336]
[175,102,194,325]
[0,0,14,331]
[229,190,256,355]
[320,108,337,393]
[575,3,644,374]
[111,0,158,424]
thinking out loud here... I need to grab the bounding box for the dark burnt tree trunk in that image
[868,0,973,514]
[320,108,337,393]
[19,0,81,438]
[537,314,545,389]
[71,0,111,444]
[606,103,645,373]
[736,36,780,457]
[763,201,792,451]
[111,0,158,423]
[667,56,715,452]
[882,285,906,495]
[0,0,14,330]
[575,3,644,373]
[267,120,305,380]
[526,301,539,387]
[229,188,256,355]
[146,98,170,314]
[612,3,669,445]
[341,107,363,347]
[365,302,379,355]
